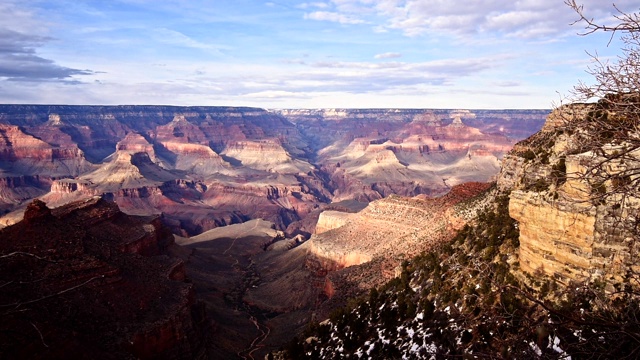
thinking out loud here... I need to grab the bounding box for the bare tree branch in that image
[30,322,48,348]
[0,275,104,309]
[0,251,58,263]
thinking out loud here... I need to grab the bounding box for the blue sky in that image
[0,0,637,109]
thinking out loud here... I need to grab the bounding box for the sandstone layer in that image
[501,104,640,285]
[315,210,351,234]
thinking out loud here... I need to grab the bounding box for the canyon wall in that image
[0,197,207,359]
[315,210,351,234]
[501,104,640,286]
[0,105,547,235]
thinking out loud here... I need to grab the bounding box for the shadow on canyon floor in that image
[172,233,331,359]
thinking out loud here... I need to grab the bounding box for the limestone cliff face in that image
[509,191,597,281]
[502,104,640,285]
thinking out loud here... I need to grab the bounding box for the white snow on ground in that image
[406,328,415,338]
[549,335,571,359]
[529,341,542,356]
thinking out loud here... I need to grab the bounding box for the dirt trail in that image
[223,220,261,255]
[238,314,271,360]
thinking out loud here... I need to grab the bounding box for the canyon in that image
[4,102,637,358]
[277,101,640,359]
[0,105,549,358]
[0,105,547,236]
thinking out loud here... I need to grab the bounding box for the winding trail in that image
[238,315,271,360]
[223,219,262,255]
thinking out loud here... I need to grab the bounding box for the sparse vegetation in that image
[278,188,640,359]
[551,157,567,185]
[563,0,640,205]
[274,3,640,357]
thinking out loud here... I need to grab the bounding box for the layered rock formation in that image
[315,210,351,234]
[0,122,95,212]
[153,115,231,175]
[303,183,489,281]
[0,105,547,235]
[500,104,640,286]
[0,197,207,359]
[282,108,538,202]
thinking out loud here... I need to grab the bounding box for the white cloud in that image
[493,80,521,87]
[486,10,544,30]
[374,52,402,59]
[0,1,50,35]
[152,28,226,54]
[304,0,640,40]
[244,56,501,95]
[0,2,93,82]
[304,11,366,24]
[242,90,311,99]
[297,2,330,9]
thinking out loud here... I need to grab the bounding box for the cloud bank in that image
[0,2,92,82]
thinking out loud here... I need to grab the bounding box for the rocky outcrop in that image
[509,190,597,281]
[315,210,351,234]
[222,139,313,173]
[305,240,373,270]
[0,124,56,161]
[307,182,492,274]
[0,124,93,176]
[153,116,231,175]
[0,197,208,359]
[80,152,158,188]
[116,132,157,160]
[503,103,640,286]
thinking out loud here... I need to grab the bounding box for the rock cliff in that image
[0,197,208,359]
[500,104,640,286]
[315,210,351,234]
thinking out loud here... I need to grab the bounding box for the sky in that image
[0,0,638,109]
